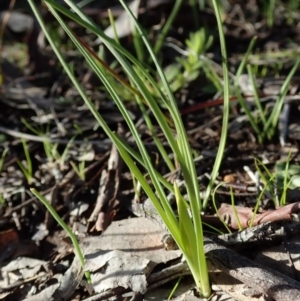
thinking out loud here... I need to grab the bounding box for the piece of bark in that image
[204,236,300,301]
[85,250,151,294]
[211,219,300,252]
[254,235,300,280]
[209,274,271,301]
[23,255,83,301]
[81,217,181,266]
[52,256,84,300]
[23,283,60,301]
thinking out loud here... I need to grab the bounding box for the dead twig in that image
[88,123,124,231]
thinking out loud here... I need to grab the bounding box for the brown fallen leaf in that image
[218,202,300,230]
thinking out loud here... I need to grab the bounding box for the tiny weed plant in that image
[255,158,280,207]
[254,154,297,208]
[17,139,33,185]
[234,37,300,143]
[21,118,60,163]
[21,117,78,170]
[164,28,215,93]
[70,159,86,181]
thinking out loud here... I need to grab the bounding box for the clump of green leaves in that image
[164,28,214,92]
[234,36,300,143]
[254,151,298,207]
[28,0,230,296]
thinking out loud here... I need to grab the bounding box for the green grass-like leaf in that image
[203,0,230,209]
[30,188,91,283]
[17,139,33,185]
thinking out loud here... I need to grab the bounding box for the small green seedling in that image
[17,139,33,185]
